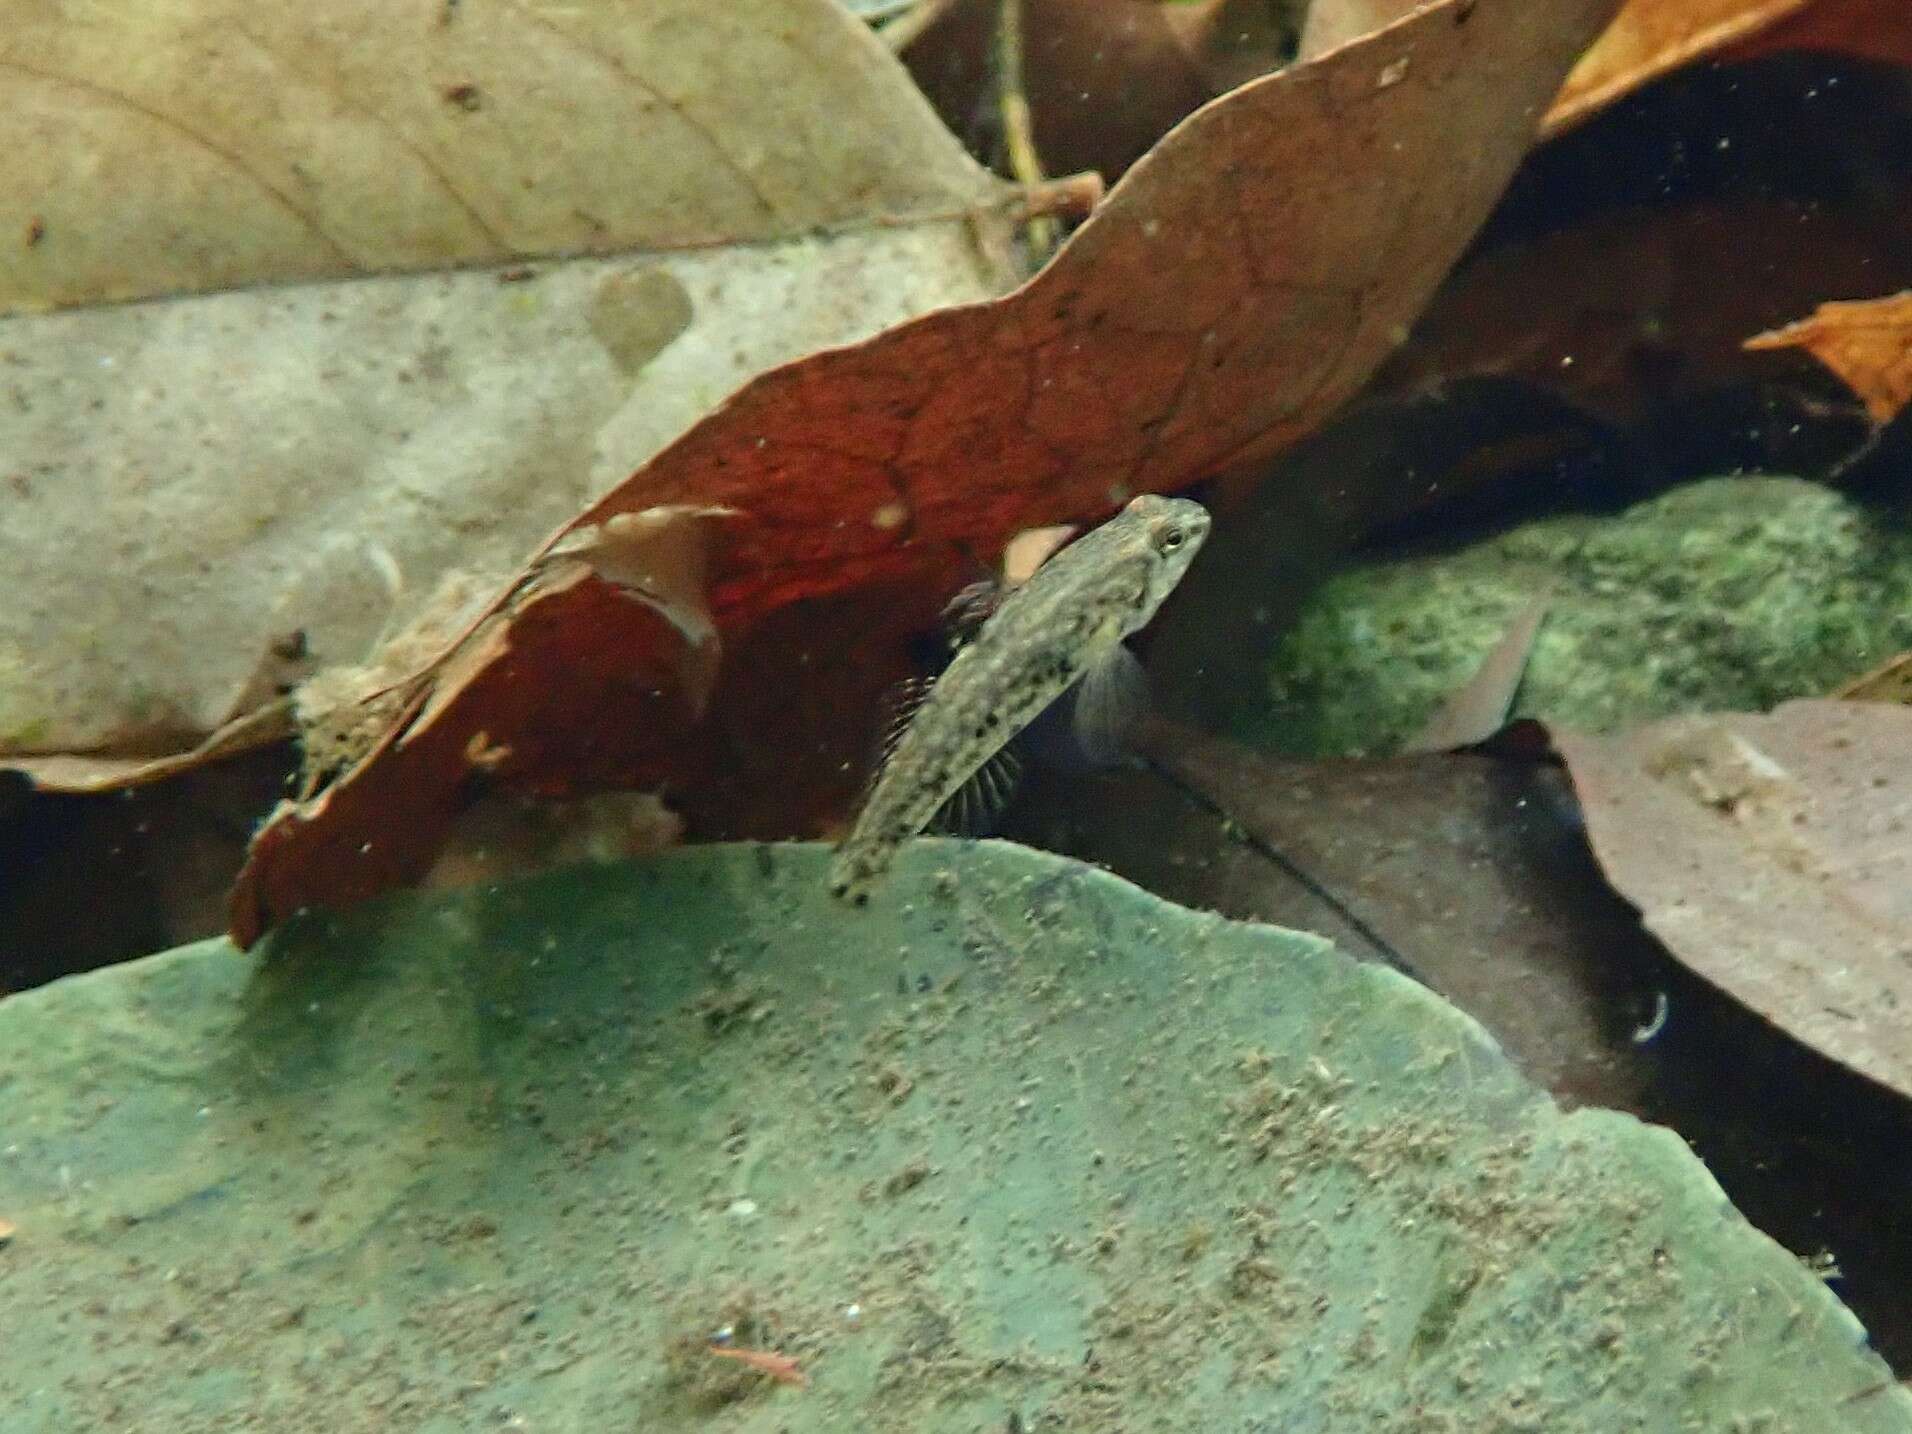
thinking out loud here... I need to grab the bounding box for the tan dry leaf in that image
[5,702,296,795]
[1837,652,1912,704]
[1403,596,1550,754]
[1001,525,1080,588]
[1726,0,1912,70]
[230,0,1624,944]
[1744,292,1912,424]
[1544,0,1810,136]
[1299,0,1431,62]
[2,1,1011,312]
[0,0,1022,771]
[545,505,738,716]
[1552,702,1912,1100]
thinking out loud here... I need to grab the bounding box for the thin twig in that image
[994,0,1058,261]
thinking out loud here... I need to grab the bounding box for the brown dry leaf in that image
[543,505,739,717]
[1545,0,1912,136]
[1403,595,1550,753]
[3,702,296,795]
[900,0,1247,186]
[1299,0,1429,62]
[1370,190,1912,452]
[1,0,1022,772]
[1838,653,1912,704]
[1551,701,1912,1100]
[1744,292,1912,424]
[1727,0,1912,69]
[228,0,1621,944]
[1544,0,1810,135]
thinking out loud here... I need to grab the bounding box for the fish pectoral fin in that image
[928,745,1024,838]
[940,579,1007,651]
[1072,643,1151,766]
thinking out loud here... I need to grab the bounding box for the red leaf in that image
[230,0,1621,945]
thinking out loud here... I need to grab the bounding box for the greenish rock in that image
[1241,476,1912,756]
[1,842,1905,1432]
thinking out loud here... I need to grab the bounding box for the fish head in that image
[1117,493,1211,619]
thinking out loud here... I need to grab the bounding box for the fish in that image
[828,493,1211,904]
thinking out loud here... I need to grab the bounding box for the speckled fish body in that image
[829,493,1211,903]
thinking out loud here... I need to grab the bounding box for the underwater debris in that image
[706,1344,809,1388]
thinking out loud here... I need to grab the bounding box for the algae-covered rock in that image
[1242,476,1912,756]
[1,841,1906,1431]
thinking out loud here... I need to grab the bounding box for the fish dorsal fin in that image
[929,744,1024,837]
[851,674,938,809]
[875,674,936,767]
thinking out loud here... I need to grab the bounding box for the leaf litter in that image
[1549,700,1912,1101]
[229,0,1623,943]
[7,0,1912,1400]
[0,0,1028,773]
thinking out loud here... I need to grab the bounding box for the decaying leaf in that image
[1544,0,1811,135]
[1403,595,1550,753]
[424,790,685,891]
[1299,0,1427,62]
[292,570,502,796]
[228,0,1622,944]
[1551,701,1912,1100]
[1543,0,1912,137]
[5,702,296,796]
[1745,292,1912,424]
[1001,524,1079,587]
[0,0,1023,770]
[543,505,738,716]
[1727,0,1912,69]
[898,0,1260,186]
[1838,652,1912,704]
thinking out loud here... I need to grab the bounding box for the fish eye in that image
[1158,526,1186,552]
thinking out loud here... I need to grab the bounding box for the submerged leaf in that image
[1838,652,1912,704]
[1404,596,1550,753]
[1001,525,1079,588]
[546,505,738,716]
[0,0,1020,768]
[1545,0,1811,135]
[1745,292,1912,424]
[13,845,1912,1428]
[1551,701,1912,1100]
[231,0,1623,943]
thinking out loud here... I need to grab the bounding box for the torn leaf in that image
[547,505,738,717]
[1745,291,1912,424]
